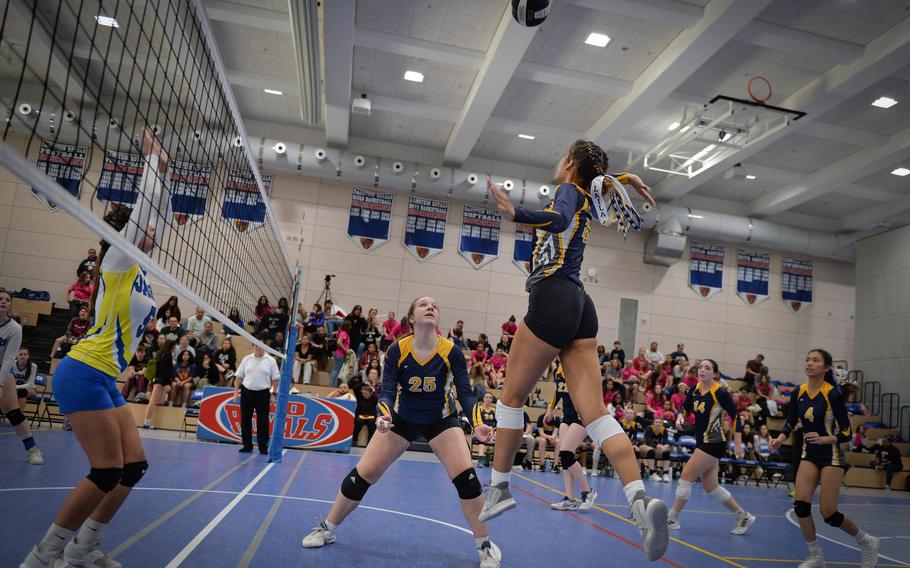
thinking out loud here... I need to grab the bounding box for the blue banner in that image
[347,187,393,251]
[221,171,271,233]
[736,249,770,306]
[32,140,86,212]
[97,151,144,207]
[781,257,813,312]
[513,224,535,275]
[197,386,356,452]
[459,205,501,269]
[404,195,448,262]
[169,160,210,225]
[689,241,725,299]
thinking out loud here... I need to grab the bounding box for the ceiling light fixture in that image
[745,174,756,180]
[871,96,898,109]
[263,89,284,96]
[518,133,535,140]
[95,15,119,27]
[687,214,704,219]
[404,70,424,83]
[891,167,910,176]
[585,32,611,47]
[667,122,680,131]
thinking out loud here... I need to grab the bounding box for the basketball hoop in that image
[748,76,772,104]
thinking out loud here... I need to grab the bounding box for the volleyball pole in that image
[268,267,305,463]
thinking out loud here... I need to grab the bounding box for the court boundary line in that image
[784,510,910,566]
[725,557,907,567]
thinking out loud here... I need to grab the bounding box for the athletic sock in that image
[623,480,646,505]
[22,436,36,451]
[490,468,511,487]
[324,520,338,534]
[807,539,821,553]
[37,523,74,554]
[668,508,679,522]
[855,529,868,543]
[734,507,745,516]
[76,518,106,547]
[475,537,488,549]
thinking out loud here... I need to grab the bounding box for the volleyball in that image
[511,0,550,27]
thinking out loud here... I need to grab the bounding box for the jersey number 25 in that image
[408,376,436,393]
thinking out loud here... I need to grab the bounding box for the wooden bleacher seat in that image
[866,427,900,440]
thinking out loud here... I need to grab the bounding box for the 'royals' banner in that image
[170,161,210,225]
[736,250,770,306]
[97,152,144,207]
[689,241,725,299]
[221,171,272,233]
[32,141,87,212]
[781,257,813,312]
[404,195,447,261]
[347,187,393,251]
[459,205,501,269]
[197,386,356,451]
[513,224,535,275]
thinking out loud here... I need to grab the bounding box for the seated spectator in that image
[50,306,91,359]
[496,333,512,354]
[363,312,382,351]
[659,400,675,424]
[851,425,872,453]
[329,320,353,386]
[621,360,640,400]
[358,342,379,373]
[380,311,397,350]
[672,358,689,382]
[447,319,466,350]
[224,306,244,335]
[755,424,773,458]
[352,381,379,446]
[646,388,668,420]
[645,341,664,368]
[682,366,698,390]
[393,316,411,339]
[488,347,508,388]
[670,382,688,415]
[660,354,674,377]
[162,316,184,343]
[155,307,174,332]
[520,411,536,470]
[66,272,93,319]
[329,382,355,400]
[472,393,498,467]
[156,296,182,322]
[633,347,651,378]
[258,304,288,339]
[605,358,623,381]
[608,392,626,420]
[186,307,211,337]
[75,247,97,279]
[171,349,197,407]
[364,366,381,392]
[120,344,149,402]
[309,325,328,361]
[744,353,766,388]
[196,321,219,354]
[266,330,286,352]
[669,343,688,363]
[214,338,237,386]
[7,348,37,410]
[597,344,608,368]
[469,343,488,385]
[609,340,625,365]
[639,419,672,482]
[324,300,344,334]
[196,353,219,391]
[252,295,272,329]
[141,319,160,349]
[362,357,382,382]
[501,315,517,339]
[872,437,904,491]
[534,410,560,472]
[294,333,316,385]
[344,305,368,359]
[276,297,291,316]
[172,335,195,362]
[602,378,619,406]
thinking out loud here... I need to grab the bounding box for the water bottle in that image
[720,470,726,484]
[544,458,552,472]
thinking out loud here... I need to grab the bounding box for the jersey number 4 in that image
[408,376,436,393]
[694,401,706,413]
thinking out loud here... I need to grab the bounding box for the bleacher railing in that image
[863,381,882,416]
[881,393,900,429]
[900,405,910,443]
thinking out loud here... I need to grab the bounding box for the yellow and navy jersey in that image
[782,381,851,464]
[472,403,497,428]
[550,363,577,418]
[378,335,474,424]
[517,174,631,291]
[682,381,739,444]
[68,251,157,377]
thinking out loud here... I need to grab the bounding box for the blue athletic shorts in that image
[53,357,127,414]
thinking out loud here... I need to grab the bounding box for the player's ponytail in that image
[566,140,608,191]
[89,207,133,313]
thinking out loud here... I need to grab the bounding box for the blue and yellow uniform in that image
[472,403,497,429]
[682,381,739,458]
[549,362,581,425]
[782,381,851,469]
[378,335,475,443]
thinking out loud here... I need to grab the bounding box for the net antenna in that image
[0,0,294,357]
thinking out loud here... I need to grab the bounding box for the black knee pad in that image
[340,467,371,501]
[646,449,656,459]
[793,500,812,518]
[6,408,25,426]
[824,511,845,527]
[452,468,482,500]
[120,461,149,487]
[559,451,576,470]
[87,467,123,493]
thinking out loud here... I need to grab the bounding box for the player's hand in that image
[769,435,784,451]
[622,173,656,207]
[488,177,516,221]
[805,432,834,445]
[233,389,239,403]
[675,414,685,430]
[376,413,393,433]
[734,443,744,460]
[475,424,494,442]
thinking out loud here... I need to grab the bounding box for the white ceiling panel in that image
[691,177,785,203]
[758,0,910,46]
[349,108,452,150]
[819,76,910,138]
[472,129,569,168]
[854,166,910,194]
[491,78,618,132]
[210,21,295,77]
[747,133,865,176]
[789,193,883,219]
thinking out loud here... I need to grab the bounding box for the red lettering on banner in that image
[291,418,310,438]
[226,406,242,433]
[306,414,332,440]
[287,401,305,416]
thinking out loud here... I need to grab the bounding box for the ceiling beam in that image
[563,0,703,28]
[227,70,298,94]
[838,194,910,232]
[585,0,771,151]
[798,121,888,149]
[512,62,632,98]
[742,164,901,202]
[442,8,538,166]
[202,0,290,32]
[354,27,484,69]
[733,20,863,64]
[322,0,355,147]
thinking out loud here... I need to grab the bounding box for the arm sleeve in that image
[0,325,22,383]
[829,388,853,444]
[271,357,281,381]
[377,343,399,417]
[716,388,739,434]
[449,347,475,417]
[781,388,801,437]
[512,184,579,231]
[234,356,247,379]
[472,403,484,428]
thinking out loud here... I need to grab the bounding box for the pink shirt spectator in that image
[621,368,639,382]
[490,354,507,373]
[647,394,665,414]
[603,390,617,406]
[68,281,93,302]
[683,373,698,390]
[382,319,397,338]
[255,304,272,320]
[670,393,687,412]
[335,330,350,358]
[471,350,488,365]
[501,321,517,336]
[393,323,410,339]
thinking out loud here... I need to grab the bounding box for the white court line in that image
[163,450,285,568]
[785,510,910,566]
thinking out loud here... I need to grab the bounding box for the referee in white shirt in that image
[233,345,280,454]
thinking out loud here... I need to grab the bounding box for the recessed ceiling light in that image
[679,125,691,133]
[518,133,535,140]
[667,121,680,131]
[745,174,756,180]
[585,32,611,48]
[687,214,704,219]
[95,15,119,27]
[403,70,424,83]
[892,167,910,176]
[871,96,898,108]
[263,89,283,96]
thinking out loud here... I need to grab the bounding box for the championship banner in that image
[347,187,393,251]
[736,250,770,306]
[97,151,144,207]
[513,224,535,275]
[403,195,448,261]
[221,170,272,233]
[32,140,87,212]
[169,160,210,225]
[782,257,813,312]
[197,386,356,451]
[459,205,501,269]
[689,241,725,299]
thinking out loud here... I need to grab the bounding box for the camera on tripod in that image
[324,274,335,284]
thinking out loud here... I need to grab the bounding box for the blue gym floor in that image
[2,430,909,567]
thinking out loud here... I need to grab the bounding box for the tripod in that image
[316,275,334,308]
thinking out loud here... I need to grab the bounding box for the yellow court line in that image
[512,472,747,568]
[725,557,906,567]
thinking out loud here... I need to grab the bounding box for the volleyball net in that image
[0,0,294,356]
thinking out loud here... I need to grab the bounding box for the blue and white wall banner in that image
[97,151,144,208]
[169,160,210,225]
[513,224,535,275]
[459,205,501,269]
[347,187,393,251]
[221,171,272,233]
[689,241,725,299]
[403,195,448,262]
[32,140,87,212]
[781,257,813,312]
[736,249,770,306]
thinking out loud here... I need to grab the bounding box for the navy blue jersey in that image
[378,335,474,424]
[682,382,739,444]
[472,403,497,428]
[645,424,669,446]
[782,381,851,466]
[550,363,577,418]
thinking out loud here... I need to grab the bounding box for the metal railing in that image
[881,393,900,429]
[863,381,882,416]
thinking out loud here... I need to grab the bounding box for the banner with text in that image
[736,250,770,306]
[459,205,501,269]
[221,171,272,233]
[97,151,144,208]
[689,241,725,299]
[781,257,813,312]
[513,224,535,275]
[403,195,448,262]
[32,140,87,212]
[347,187,393,251]
[169,160,210,225]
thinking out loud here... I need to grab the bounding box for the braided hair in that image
[566,140,609,189]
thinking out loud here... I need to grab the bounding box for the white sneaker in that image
[20,546,60,568]
[477,540,501,568]
[799,549,825,568]
[859,535,880,568]
[550,497,579,511]
[650,472,661,482]
[731,512,756,535]
[630,493,669,561]
[62,538,122,568]
[661,473,671,483]
[27,447,44,465]
[302,523,336,548]
[590,469,600,477]
[579,489,597,511]
[478,482,516,522]
[667,515,681,530]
